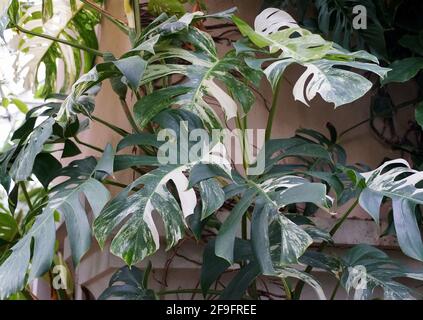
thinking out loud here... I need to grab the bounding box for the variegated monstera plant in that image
[0,0,423,300]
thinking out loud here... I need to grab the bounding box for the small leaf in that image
[382,58,423,85]
[11,98,28,114]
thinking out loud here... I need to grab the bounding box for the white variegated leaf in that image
[359,159,423,261]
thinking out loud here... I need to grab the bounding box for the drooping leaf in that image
[135,27,260,129]
[359,159,423,261]
[233,8,388,108]
[99,266,156,300]
[381,58,423,85]
[94,143,230,265]
[216,174,331,271]
[200,238,252,295]
[276,266,326,300]
[10,117,55,182]
[340,244,422,300]
[0,154,111,300]
[10,0,101,98]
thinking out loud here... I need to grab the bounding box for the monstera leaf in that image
[0,150,112,300]
[359,159,423,261]
[233,8,388,108]
[9,117,55,182]
[8,0,101,98]
[99,265,156,300]
[213,173,332,275]
[134,27,260,129]
[341,244,423,300]
[94,142,231,265]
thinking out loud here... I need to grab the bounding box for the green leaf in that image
[99,266,156,300]
[359,160,423,261]
[94,142,230,265]
[94,164,195,265]
[269,214,313,266]
[1,97,9,108]
[219,262,261,300]
[0,156,110,299]
[415,101,423,130]
[136,27,259,128]
[234,8,388,108]
[201,238,252,295]
[32,153,62,189]
[399,33,423,55]
[94,143,114,177]
[112,56,147,90]
[315,0,387,57]
[11,0,101,98]
[116,132,162,151]
[276,267,326,300]
[10,98,28,114]
[147,0,186,17]
[41,0,53,22]
[216,175,331,266]
[0,212,18,242]
[198,178,225,220]
[215,188,256,263]
[381,58,423,85]
[341,244,422,300]
[10,117,55,182]
[62,139,81,158]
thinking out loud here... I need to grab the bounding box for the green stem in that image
[131,0,142,37]
[80,0,129,34]
[119,98,140,133]
[292,199,359,299]
[329,279,341,300]
[20,182,34,212]
[103,179,128,189]
[74,137,103,153]
[13,24,104,57]
[265,79,282,142]
[281,279,292,300]
[92,115,129,136]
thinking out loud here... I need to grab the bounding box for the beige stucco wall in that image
[64,0,423,299]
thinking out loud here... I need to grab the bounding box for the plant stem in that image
[119,98,140,133]
[281,279,292,300]
[265,79,283,141]
[80,0,129,34]
[13,24,104,57]
[74,137,103,153]
[92,115,129,136]
[329,279,341,300]
[338,97,421,141]
[131,0,142,37]
[103,179,128,189]
[20,182,34,211]
[292,199,359,299]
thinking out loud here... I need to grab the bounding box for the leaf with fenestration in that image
[341,244,422,300]
[0,152,112,300]
[359,159,423,261]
